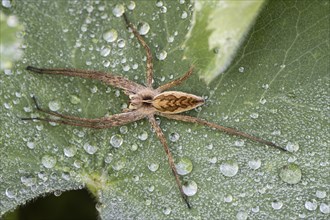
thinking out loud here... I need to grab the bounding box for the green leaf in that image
[1,0,329,219]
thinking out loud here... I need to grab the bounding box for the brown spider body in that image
[23,13,286,209]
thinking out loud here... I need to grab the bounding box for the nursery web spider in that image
[23,13,286,209]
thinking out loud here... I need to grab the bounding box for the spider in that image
[22,13,287,209]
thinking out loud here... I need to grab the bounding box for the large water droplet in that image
[220,160,239,177]
[320,203,330,214]
[21,175,37,187]
[248,159,261,170]
[176,157,193,175]
[183,180,198,196]
[103,29,118,43]
[127,1,136,10]
[64,146,77,157]
[285,142,299,152]
[138,131,148,141]
[42,155,57,168]
[5,188,16,198]
[224,194,233,203]
[112,4,125,17]
[315,190,326,199]
[2,0,11,8]
[163,207,171,215]
[48,100,61,111]
[100,46,111,57]
[138,22,150,35]
[83,143,98,154]
[110,134,123,148]
[305,200,317,211]
[148,163,159,172]
[156,50,167,60]
[169,132,180,142]
[279,163,302,184]
[271,200,283,210]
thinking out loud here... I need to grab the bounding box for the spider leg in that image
[156,66,194,92]
[26,66,145,93]
[148,115,191,209]
[123,13,153,88]
[158,113,287,152]
[21,110,144,129]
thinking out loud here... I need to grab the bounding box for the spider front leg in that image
[21,97,146,129]
[123,13,153,88]
[158,113,288,152]
[148,115,191,209]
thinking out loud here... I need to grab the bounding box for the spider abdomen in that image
[152,91,204,114]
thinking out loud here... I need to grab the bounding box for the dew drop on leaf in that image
[320,203,330,214]
[279,163,302,184]
[176,157,193,175]
[138,22,150,35]
[138,131,148,141]
[220,160,239,177]
[110,134,123,148]
[100,46,111,57]
[104,153,113,164]
[48,100,60,111]
[271,200,283,210]
[224,194,233,203]
[63,145,77,157]
[127,1,136,10]
[112,4,125,17]
[5,188,16,199]
[285,142,299,152]
[238,66,245,73]
[169,132,180,142]
[248,159,261,170]
[69,95,80,105]
[305,200,318,211]
[148,163,159,172]
[156,50,167,60]
[103,29,118,43]
[236,211,248,220]
[83,142,98,155]
[41,155,57,168]
[183,180,198,196]
[162,207,171,215]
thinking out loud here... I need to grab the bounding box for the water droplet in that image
[305,200,317,211]
[156,0,163,7]
[262,84,269,89]
[251,206,260,213]
[279,163,302,184]
[316,190,326,199]
[181,11,188,19]
[54,190,62,196]
[5,188,16,198]
[83,142,98,154]
[27,141,35,149]
[176,157,193,175]
[138,22,150,35]
[148,163,159,172]
[183,180,198,196]
[234,140,245,147]
[250,113,259,119]
[100,46,111,57]
[2,0,11,8]
[112,4,125,17]
[285,142,299,152]
[112,159,126,171]
[138,131,148,141]
[320,203,330,214]
[21,175,37,187]
[127,1,136,10]
[156,50,167,60]
[70,95,81,104]
[48,100,61,111]
[110,134,123,148]
[248,159,261,170]
[259,98,267,104]
[271,200,283,210]
[147,185,155,192]
[64,146,77,157]
[236,211,248,220]
[103,29,118,43]
[119,126,128,134]
[220,160,239,177]
[86,5,93,13]
[117,39,126,48]
[104,153,113,164]
[224,194,233,203]
[163,207,171,215]
[238,67,245,73]
[131,144,138,151]
[169,132,180,142]
[41,155,57,168]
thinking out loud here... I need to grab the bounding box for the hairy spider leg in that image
[26,66,145,93]
[148,115,191,209]
[158,113,287,152]
[156,66,195,92]
[123,13,153,88]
